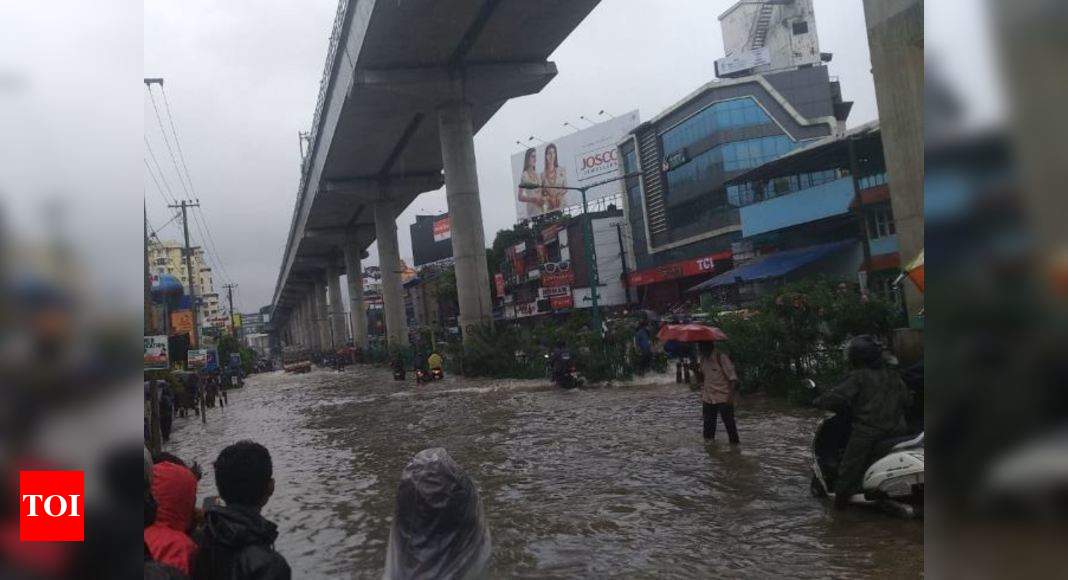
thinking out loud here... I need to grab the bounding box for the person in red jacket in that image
[145,460,199,575]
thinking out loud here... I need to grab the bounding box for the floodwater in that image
[169,366,923,578]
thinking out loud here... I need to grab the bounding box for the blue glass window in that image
[661,97,775,154]
[858,172,887,190]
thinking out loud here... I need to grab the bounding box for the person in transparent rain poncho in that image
[383,448,491,580]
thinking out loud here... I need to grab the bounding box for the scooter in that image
[415,368,433,384]
[546,352,582,389]
[430,367,444,380]
[807,379,925,518]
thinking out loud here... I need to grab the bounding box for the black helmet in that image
[847,335,883,369]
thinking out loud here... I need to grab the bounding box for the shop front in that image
[627,250,733,311]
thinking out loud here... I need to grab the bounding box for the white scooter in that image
[807,379,925,518]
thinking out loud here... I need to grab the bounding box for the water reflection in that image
[169,367,922,578]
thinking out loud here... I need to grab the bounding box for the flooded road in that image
[169,367,922,578]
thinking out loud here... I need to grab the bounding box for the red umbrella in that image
[656,323,728,343]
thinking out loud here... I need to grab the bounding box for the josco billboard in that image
[511,110,639,221]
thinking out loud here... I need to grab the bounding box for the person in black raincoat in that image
[194,441,290,579]
[384,448,491,580]
[813,335,911,508]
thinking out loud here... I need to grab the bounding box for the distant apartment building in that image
[148,239,221,328]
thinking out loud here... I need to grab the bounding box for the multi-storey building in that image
[617,1,852,311]
[148,239,220,329]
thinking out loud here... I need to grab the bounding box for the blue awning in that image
[688,240,856,292]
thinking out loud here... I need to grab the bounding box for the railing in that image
[275,0,351,310]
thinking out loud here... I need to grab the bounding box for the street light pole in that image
[520,172,639,337]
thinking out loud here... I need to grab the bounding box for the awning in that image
[688,240,856,292]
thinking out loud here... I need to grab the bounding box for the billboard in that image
[433,216,451,242]
[144,335,169,370]
[511,110,640,221]
[410,213,454,267]
[188,348,208,369]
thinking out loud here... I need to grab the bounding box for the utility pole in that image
[169,200,201,346]
[616,222,632,305]
[224,283,238,336]
[145,205,154,335]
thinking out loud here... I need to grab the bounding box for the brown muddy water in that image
[169,366,923,578]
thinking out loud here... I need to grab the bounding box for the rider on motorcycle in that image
[548,340,574,387]
[813,335,911,509]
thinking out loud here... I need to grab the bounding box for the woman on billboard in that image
[540,143,568,212]
[516,148,545,218]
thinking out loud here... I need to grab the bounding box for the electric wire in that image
[160,84,197,199]
[148,82,234,290]
[145,85,192,200]
[144,140,178,205]
[157,84,233,287]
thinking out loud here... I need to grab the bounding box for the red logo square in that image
[19,471,84,542]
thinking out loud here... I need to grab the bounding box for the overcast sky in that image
[0,0,986,314]
[138,0,883,311]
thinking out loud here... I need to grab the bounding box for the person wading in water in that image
[697,341,740,445]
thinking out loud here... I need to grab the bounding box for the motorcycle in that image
[807,378,925,518]
[415,368,433,384]
[430,367,444,380]
[546,351,582,390]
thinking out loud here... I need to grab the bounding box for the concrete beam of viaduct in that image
[352,61,558,105]
[321,173,444,202]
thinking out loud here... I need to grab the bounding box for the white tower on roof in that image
[715,0,829,78]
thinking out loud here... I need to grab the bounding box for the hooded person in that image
[384,448,491,580]
[145,460,199,575]
[813,335,910,508]
[194,440,290,580]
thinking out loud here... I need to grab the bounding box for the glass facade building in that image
[619,65,851,309]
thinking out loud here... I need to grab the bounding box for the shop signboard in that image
[542,269,576,288]
[144,335,169,371]
[171,310,194,336]
[627,250,733,287]
[715,47,771,77]
[511,110,640,221]
[433,216,451,242]
[187,348,208,369]
[538,285,571,300]
[515,302,539,318]
[550,294,574,310]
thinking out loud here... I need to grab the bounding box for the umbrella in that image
[657,323,728,343]
[905,250,924,293]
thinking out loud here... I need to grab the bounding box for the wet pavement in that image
[169,366,923,578]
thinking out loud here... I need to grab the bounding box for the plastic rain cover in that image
[383,448,491,579]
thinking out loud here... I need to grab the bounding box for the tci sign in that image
[575,147,619,181]
[627,250,733,287]
[20,470,84,542]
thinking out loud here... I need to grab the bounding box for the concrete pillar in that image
[438,102,493,340]
[862,0,923,323]
[302,293,316,350]
[297,296,305,349]
[373,199,409,347]
[305,291,319,351]
[292,303,302,348]
[343,238,369,350]
[314,276,333,350]
[327,265,347,345]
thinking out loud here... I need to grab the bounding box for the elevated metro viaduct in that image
[271,0,601,351]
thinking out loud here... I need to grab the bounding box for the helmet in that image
[846,335,883,369]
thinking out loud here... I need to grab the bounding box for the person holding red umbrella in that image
[697,340,740,445]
